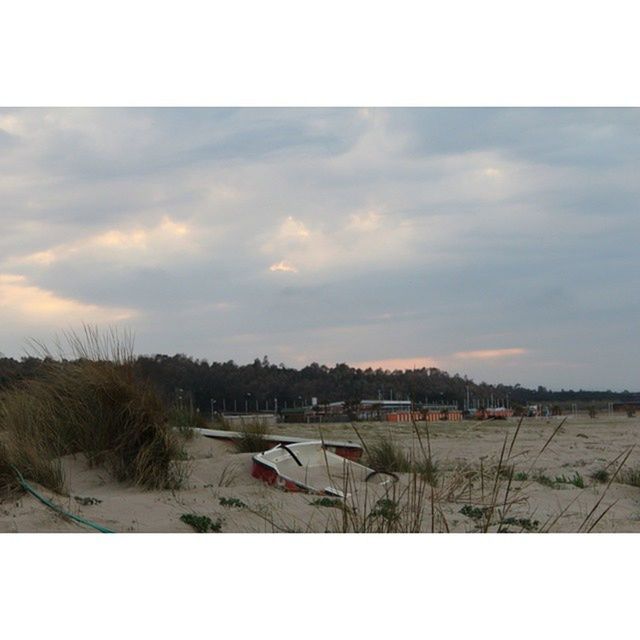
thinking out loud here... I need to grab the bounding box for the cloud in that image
[8,215,195,269]
[0,273,136,324]
[0,108,638,390]
[453,348,528,360]
[269,261,298,273]
[354,356,440,371]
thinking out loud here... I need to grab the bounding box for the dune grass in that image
[233,420,271,453]
[363,431,439,485]
[315,416,626,533]
[0,327,188,495]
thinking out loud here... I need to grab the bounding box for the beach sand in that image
[2,415,640,533]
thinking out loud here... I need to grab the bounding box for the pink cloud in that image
[354,356,440,371]
[453,348,527,360]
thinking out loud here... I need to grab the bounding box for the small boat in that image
[191,427,363,461]
[251,441,396,497]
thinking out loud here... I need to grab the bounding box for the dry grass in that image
[312,416,626,533]
[0,327,188,495]
[233,421,271,453]
[0,442,22,497]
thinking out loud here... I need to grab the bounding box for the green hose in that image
[12,466,115,534]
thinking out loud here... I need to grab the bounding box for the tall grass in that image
[233,420,271,453]
[314,416,622,533]
[362,431,439,485]
[0,327,188,494]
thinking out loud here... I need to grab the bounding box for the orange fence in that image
[387,411,463,423]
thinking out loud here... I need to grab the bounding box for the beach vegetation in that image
[0,326,188,495]
[180,513,223,532]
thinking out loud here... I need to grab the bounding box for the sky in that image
[0,107,638,390]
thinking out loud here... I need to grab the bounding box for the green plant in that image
[310,497,343,508]
[180,513,223,533]
[368,498,401,527]
[554,472,585,488]
[534,473,556,488]
[514,471,528,481]
[219,497,247,509]
[590,468,610,484]
[460,504,489,521]
[499,516,540,532]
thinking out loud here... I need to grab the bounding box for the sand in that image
[2,415,640,533]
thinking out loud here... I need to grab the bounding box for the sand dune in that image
[2,415,640,533]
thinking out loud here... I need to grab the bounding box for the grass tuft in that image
[366,436,411,473]
[590,468,610,484]
[233,421,271,453]
[554,472,585,488]
[534,473,556,488]
[365,433,439,484]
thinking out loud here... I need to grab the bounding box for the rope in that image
[11,466,115,533]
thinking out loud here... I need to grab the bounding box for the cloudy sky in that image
[0,108,638,390]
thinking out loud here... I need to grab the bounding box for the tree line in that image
[0,353,636,415]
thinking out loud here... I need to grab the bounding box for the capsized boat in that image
[192,427,363,461]
[251,441,396,497]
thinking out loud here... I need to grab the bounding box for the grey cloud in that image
[0,108,638,390]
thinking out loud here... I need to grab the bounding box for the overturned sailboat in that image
[251,441,396,497]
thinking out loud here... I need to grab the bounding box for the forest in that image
[0,353,636,415]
